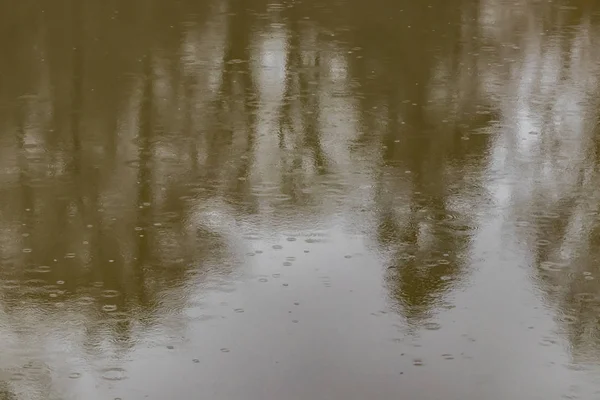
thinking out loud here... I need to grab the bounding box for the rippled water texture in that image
[2,0,600,399]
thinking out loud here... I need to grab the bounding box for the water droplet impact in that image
[283,262,292,267]
[423,322,442,331]
[413,359,424,366]
[57,280,65,285]
[283,283,289,287]
[344,255,352,259]
[560,315,578,325]
[273,245,283,250]
[234,308,244,313]
[77,296,95,306]
[540,261,568,272]
[106,312,129,323]
[101,289,120,298]
[34,265,51,273]
[292,320,299,323]
[442,354,454,360]
[536,239,550,246]
[286,237,297,242]
[259,278,268,283]
[193,359,200,363]
[255,250,263,254]
[574,293,595,302]
[101,367,128,381]
[540,337,558,347]
[167,345,174,350]
[220,348,230,353]
[10,372,26,381]
[102,305,118,312]
[69,372,81,379]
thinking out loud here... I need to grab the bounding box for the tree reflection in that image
[2,0,600,396]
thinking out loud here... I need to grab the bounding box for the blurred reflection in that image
[1,0,600,398]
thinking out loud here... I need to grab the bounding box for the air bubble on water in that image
[167,345,174,350]
[273,245,283,250]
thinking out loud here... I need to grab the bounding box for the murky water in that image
[2,0,600,398]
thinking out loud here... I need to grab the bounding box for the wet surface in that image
[2,0,600,398]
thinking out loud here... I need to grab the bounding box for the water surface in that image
[2,0,600,399]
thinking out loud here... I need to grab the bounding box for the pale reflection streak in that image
[475,0,600,369]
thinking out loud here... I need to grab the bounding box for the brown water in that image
[1,0,600,398]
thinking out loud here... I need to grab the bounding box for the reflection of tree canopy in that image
[2,0,600,394]
[475,0,600,364]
